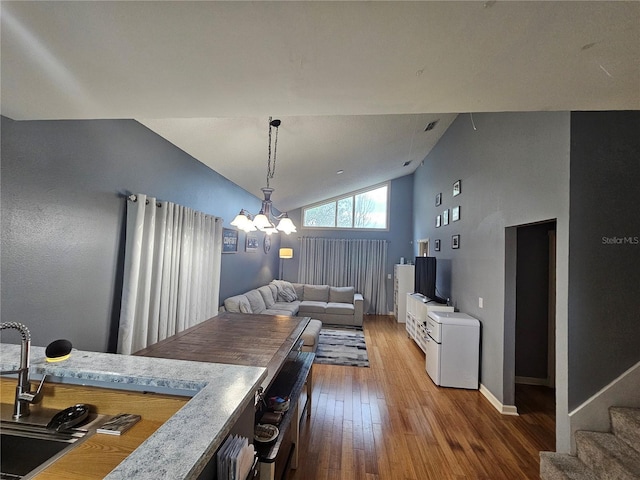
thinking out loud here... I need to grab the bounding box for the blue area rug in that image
[314,326,369,367]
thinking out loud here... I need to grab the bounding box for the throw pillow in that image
[275,280,298,302]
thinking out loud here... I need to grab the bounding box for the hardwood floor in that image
[290,315,555,480]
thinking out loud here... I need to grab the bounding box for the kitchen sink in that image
[0,404,105,479]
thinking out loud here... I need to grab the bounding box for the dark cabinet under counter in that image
[255,351,314,480]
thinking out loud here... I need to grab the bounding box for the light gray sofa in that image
[222,280,364,353]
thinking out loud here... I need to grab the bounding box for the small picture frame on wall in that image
[452,234,460,249]
[435,192,442,206]
[222,228,238,253]
[442,209,449,226]
[436,215,441,228]
[435,239,441,252]
[246,233,259,252]
[453,179,461,197]
[452,205,460,222]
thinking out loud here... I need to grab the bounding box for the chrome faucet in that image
[0,322,46,419]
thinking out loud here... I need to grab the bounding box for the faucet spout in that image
[0,322,45,418]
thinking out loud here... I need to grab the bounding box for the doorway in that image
[512,220,557,417]
[417,239,429,257]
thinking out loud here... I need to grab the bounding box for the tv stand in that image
[405,293,454,354]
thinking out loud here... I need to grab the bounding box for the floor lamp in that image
[279,248,293,280]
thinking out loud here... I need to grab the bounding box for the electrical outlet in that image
[387,273,392,280]
[479,297,484,308]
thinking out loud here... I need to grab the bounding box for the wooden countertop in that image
[135,312,310,390]
[1,378,188,480]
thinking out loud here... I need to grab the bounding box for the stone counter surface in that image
[0,343,266,479]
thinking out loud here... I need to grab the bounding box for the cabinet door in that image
[425,338,441,385]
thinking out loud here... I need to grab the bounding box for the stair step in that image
[611,407,640,454]
[576,430,640,480]
[539,451,599,480]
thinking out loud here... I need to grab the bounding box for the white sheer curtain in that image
[117,194,222,354]
[298,237,387,314]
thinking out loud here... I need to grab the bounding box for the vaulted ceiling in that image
[2,1,638,211]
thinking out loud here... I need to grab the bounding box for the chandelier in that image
[230,117,297,235]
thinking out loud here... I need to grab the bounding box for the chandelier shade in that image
[230,118,297,235]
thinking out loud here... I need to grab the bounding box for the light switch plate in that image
[479,297,484,308]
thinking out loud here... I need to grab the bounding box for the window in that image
[303,183,389,230]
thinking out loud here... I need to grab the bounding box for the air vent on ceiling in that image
[424,120,439,132]
[403,161,412,167]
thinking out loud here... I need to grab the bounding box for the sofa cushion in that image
[258,285,276,309]
[263,308,295,316]
[245,289,266,314]
[272,302,300,315]
[329,286,354,304]
[301,319,322,348]
[304,284,329,302]
[298,300,327,314]
[326,302,355,315]
[292,283,305,300]
[224,294,252,314]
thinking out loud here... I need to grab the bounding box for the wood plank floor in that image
[290,315,555,480]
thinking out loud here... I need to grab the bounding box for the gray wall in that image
[281,174,414,313]
[412,112,571,408]
[568,111,640,410]
[1,117,280,352]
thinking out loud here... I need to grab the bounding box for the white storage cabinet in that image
[393,264,414,323]
[425,311,480,390]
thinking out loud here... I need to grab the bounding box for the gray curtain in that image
[298,237,387,314]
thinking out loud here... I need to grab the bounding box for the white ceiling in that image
[2,1,638,211]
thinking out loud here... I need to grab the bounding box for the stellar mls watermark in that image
[602,235,639,245]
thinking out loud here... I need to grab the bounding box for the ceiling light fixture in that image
[230,117,297,235]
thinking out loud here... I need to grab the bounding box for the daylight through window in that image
[303,184,389,230]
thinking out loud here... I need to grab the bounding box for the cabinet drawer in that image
[425,317,442,343]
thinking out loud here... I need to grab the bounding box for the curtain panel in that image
[298,237,387,314]
[117,194,222,355]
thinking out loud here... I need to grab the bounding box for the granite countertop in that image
[0,343,266,479]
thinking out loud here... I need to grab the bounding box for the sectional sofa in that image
[222,280,364,353]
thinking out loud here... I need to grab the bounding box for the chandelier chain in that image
[267,117,279,188]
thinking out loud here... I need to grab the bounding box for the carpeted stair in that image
[540,407,640,480]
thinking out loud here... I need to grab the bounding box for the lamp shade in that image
[253,213,272,230]
[279,248,294,259]
[276,216,297,234]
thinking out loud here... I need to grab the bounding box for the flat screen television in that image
[414,256,446,303]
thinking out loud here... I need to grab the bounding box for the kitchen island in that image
[0,342,266,479]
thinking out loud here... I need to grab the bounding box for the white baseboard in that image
[480,384,519,416]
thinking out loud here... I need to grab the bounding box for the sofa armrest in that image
[353,293,364,325]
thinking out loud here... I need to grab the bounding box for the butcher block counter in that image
[135,312,310,390]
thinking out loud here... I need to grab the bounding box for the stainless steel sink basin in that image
[0,404,106,479]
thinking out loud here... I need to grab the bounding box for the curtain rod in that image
[296,236,388,243]
[127,194,220,221]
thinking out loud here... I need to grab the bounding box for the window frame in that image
[302,182,390,231]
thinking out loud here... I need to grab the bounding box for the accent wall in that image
[1,117,280,353]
